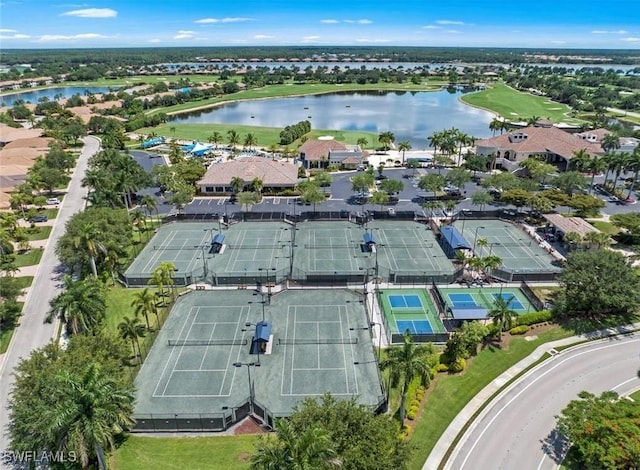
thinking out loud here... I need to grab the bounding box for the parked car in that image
[29,214,48,223]
[46,198,60,205]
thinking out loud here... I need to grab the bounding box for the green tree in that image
[370,191,389,210]
[131,287,157,329]
[230,176,245,196]
[238,191,260,212]
[377,131,395,151]
[380,331,437,422]
[379,178,403,195]
[140,194,158,223]
[300,185,326,212]
[279,394,411,470]
[118,315,146,359]
[446,167,471,189]
[397,140,412,165]
[463,154,489,177]
[488,296,518,338]
[227,129,240,149]
[47,275,107,335]
[553,171,587,196]
[471,190,493,212]
[610,213,640,243]
[418,174,446,193]
[351,172,374,197]
[556,249,640,318]
[556,391,640,470]
[586,155,608,194]
[251,419,339,470]
[243,132,258,150]
[313,171,333,189]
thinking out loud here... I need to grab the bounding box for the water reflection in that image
[0,87,116,107]
[170,90,494,147]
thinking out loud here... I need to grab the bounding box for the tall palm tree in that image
[570,148,591,173]
[377,131,395,151]
[140,194,158,224]
[227,129,240,150]
[624,147,640,200]
[130,209,147,241]
[131,287,157,329]
[398,141,412,165]
[230,176,245,196]
[428,130,444,156]
[563,231,583,251]
[251,177,264,196]
[356,137,368,149]
[72,223,106,277]
[47,275,106,335]
[488,296,518,339]
[244,132,258,150]
[481,255,502,279]
[610,152,630,192]
[118,316,146,359]
[601,132,620,155]
[52,363,135,470]
[586,155,607,194]
[208,131,223,149]
[250,419,340,470]
[583,231,611,249]
[380,331,435,422]
[489,117,503,137]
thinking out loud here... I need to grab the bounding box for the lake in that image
[0,86,117,107]
[169,90,495,148]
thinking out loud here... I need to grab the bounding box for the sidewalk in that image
[424,321,640,470]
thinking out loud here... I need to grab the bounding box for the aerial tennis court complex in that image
[453,219,562,281]
[133,289,384,432]
[434,285,538,321]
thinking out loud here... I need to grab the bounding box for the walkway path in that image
[0,136,100,454]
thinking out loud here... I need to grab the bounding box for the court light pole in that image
[472,226,486,253]
[248,298,266,323]
[197,245,209,279]
[489,242,501,256]
[370,322,383,362]
[233,362,260,414]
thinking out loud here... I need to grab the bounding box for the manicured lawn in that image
[111,435,256,470]
[14,276,34,290]
[587,220,621,236]
[408,326,574,470]
[0,327,15,354]
[105,285,142,335]
[25,225,52,241]
[14,249,44,267]
[461,82,584,125]
[140,123,380,149]
[629,389,640,401]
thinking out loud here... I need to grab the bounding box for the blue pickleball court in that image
[396,319,433,334]
[388,294,423,309]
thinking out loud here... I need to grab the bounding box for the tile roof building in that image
[475,123,602,171]
[197,157,298,195]
[298,138,366,169]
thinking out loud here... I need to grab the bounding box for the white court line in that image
[292,367,347,371]
[339,305,354,394]
[142,230,179,272]
[219,305,251,396]
[296,320,341,323]
[173,368,227,372]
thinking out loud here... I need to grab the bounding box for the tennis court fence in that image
[390,332,450,344]
[490,267,561,283]
[519,281,546,310]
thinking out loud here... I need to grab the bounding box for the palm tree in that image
[140,195,158,224]
[422,200,443,220]
[488,296,518,339]
[377,131,395,151]
[238,191,259,212]
[475,237,488,254]
[227,129,240,150]
[251,177,264,197]
[244,132,258,150]
[130,209,147,241]
[52,363,135,470]
[356,137,368,149]
[563,231,583,251]
[610,152,630,192]
[72,223,106,277]
[380,331,435,422]
[398,141,412,165]
[208,131,223,149]
[489,117,503,137]
[47,275,106,335]
[624,147,640,200]
[118,315,146,359]
[570,148,591,173]
[481,255,502,279]
[250,419,340,470]
[131,287,157,329]
[428,130,444,156]
[583,231,611,249]
[601,132,620,155]
[586,155,607,194]
[230,176,245,197]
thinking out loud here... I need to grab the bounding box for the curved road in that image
[446,334,640,470]
[0,136,100,453]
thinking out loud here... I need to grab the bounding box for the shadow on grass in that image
[557,312,639,336]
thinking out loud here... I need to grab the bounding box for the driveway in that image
[0,136,101,452]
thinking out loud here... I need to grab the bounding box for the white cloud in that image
[61,8,117,18]
[174,30,195,39]
[0,28,17,33]
[321,19,339,24]
[592,30,628,34]
[303,35,320,40]
[195,17,253,24]
[0,33,30,39]
[36,33,107,41]
[148,38,161,43]
[436,20,465,25]
[550,40,566,44]
[325,19,371,24]
[422,25,441,30]
[621,37,640,42]
[357,19,372,24]
[444,30,460,34]
[254,34,273,39]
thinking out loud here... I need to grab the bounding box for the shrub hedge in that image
[509,325,530,335]
[516,309,554,326]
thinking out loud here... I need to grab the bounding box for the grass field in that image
[629,389,640,401]
[140,123,380,149]
[0,328,15,354]
[461,82,584,125]
[105,285,141,335]
[14,276,34,290]
[25,225,52,241]
[14,249,44,267]
[587,220,621,236]
[111,435,255,470]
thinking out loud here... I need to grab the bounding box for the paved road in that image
[0,136,100,453]
[445,334,640,470]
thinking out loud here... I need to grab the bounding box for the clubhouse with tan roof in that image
[197,157,298,194]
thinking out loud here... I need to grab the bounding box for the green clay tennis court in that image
[292,221,455,280]
[133,289,384,429]
[124,222,293,284]
[377,288,447,343]
[437,286,537,316]
[453,219,561,274]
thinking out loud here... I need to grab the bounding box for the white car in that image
[46,198,60,205]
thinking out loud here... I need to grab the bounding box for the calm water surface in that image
[170,90,495,148]
[0,86,117,107]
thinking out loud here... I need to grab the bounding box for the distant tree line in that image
[279,120,311,145]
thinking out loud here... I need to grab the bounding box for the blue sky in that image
[1,0,639,49]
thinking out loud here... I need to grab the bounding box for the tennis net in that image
[167,339,247,346]
[153,245,202,251]
[277,338,358,345]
